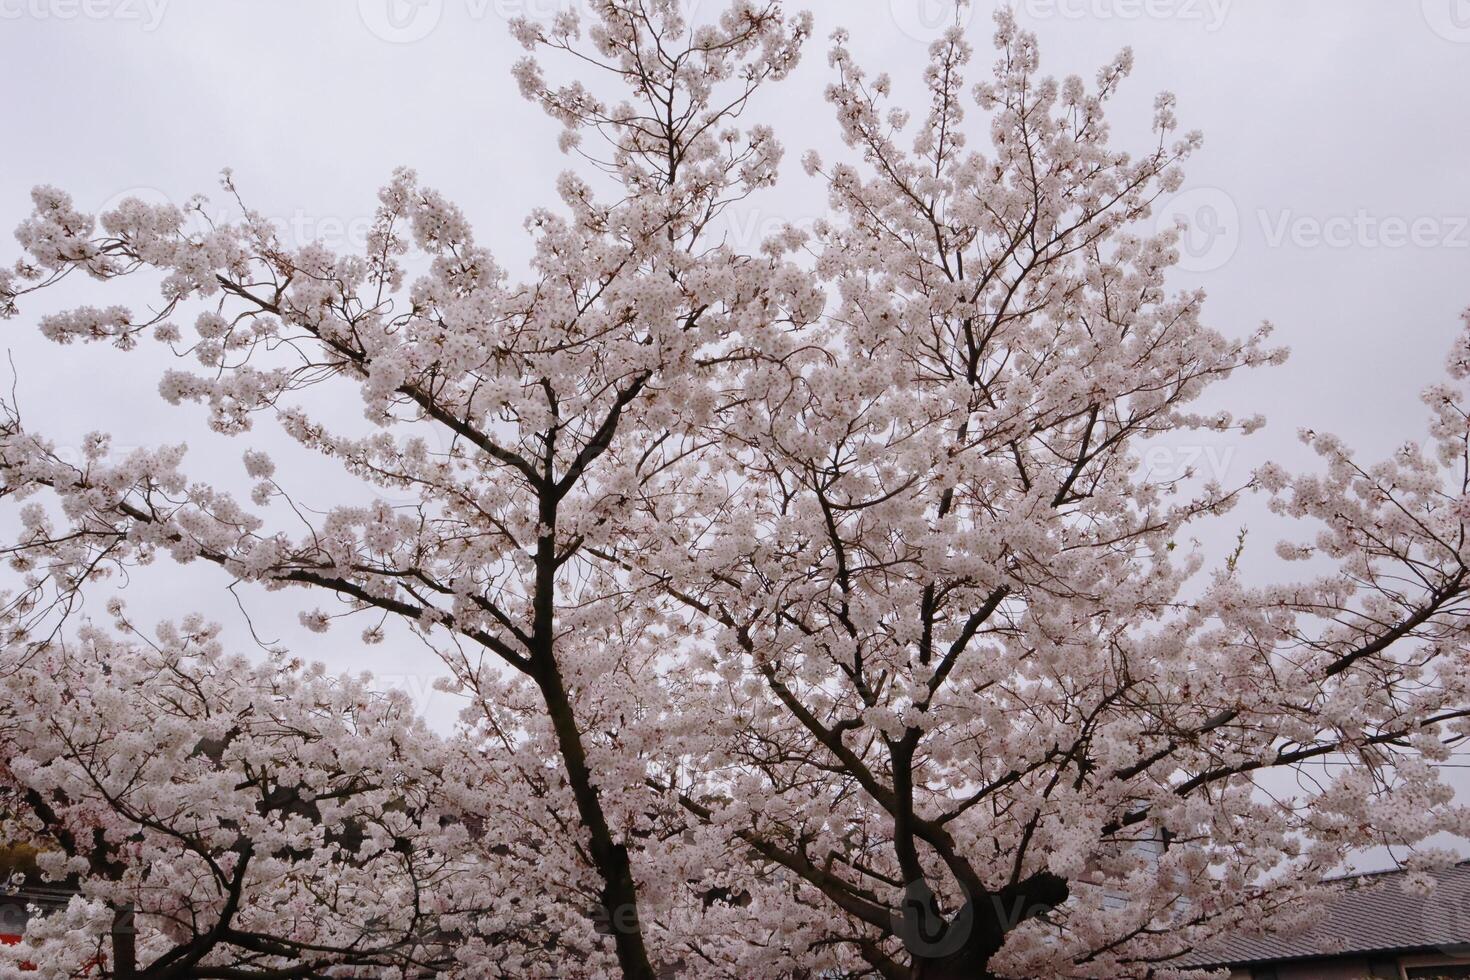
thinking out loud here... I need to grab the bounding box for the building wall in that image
[1278,961,1380,980]
[1225,954,1470,979]
[1225,961,1375,980]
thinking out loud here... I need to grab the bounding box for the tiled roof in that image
[1188,862,1470,968]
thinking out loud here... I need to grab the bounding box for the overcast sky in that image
[4,1,1470,861]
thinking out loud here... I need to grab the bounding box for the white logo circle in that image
[94,185,213,238]
[889,0,976,44]
[359,0,444,43]
[96,185,175,218]
[1422,0,1470,42]
[1155,187,1240,273]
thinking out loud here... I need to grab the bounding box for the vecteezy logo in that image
[94,185,214,239]
[892,881,973,958]
[1155,187,1240,273]
[96,185,175,218]
[889,0,975,43]
[1423,0,1470,41]
[359,0,443,43]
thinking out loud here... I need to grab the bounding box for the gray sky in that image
[3,0,1470,861]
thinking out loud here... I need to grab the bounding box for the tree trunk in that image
[536,664,657,980]
[111,904,135,980]
[531,495,656,980]
[904,874,1070,980]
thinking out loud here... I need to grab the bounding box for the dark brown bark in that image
[111,904,136,980]
[903,873,1070,980]
[532,491,656,980]
[536,664,656,980]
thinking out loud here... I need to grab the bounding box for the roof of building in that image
[1189,862,1470,968]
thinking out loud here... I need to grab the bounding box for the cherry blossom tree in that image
[607,14,1470,979]
[4,2,1470,978]
[0,611,470,978]
[1,2,818,977]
